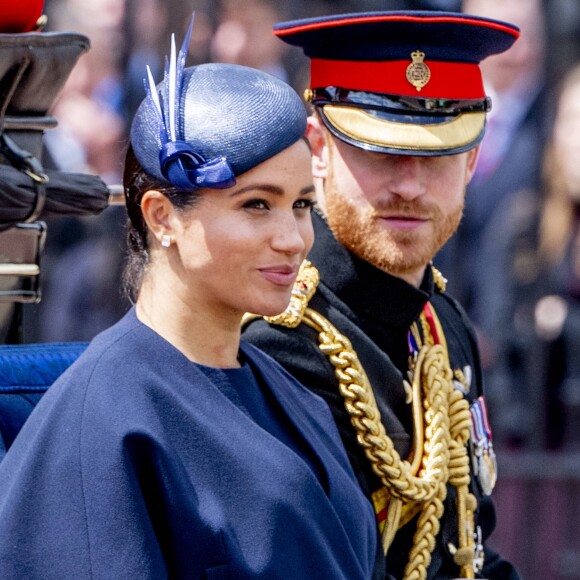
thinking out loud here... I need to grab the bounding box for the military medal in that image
[469,396,497,495]
[406,50,431,92]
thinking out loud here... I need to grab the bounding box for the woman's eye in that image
[294,198,316,210]
[243,199,269,210]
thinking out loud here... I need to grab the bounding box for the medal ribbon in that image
[407,302,441,357]
[470,396,493,446]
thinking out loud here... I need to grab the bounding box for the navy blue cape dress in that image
[0,309,376,579]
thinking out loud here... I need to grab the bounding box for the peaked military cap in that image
[274,11,520,156]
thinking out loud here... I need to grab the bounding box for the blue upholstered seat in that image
[0,342,87,459]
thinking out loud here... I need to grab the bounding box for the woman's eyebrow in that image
[231,184,283,197]
[231,184,315,197]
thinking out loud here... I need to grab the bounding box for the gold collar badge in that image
[406,50,431,92]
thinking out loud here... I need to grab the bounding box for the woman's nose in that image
[271,213,307,254]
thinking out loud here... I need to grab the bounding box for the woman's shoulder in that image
[72,308,171,375]
[43,309,162,406]
[83,308,143,360]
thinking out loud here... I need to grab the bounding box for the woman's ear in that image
[306,115,328,179]
[140,190,174,246]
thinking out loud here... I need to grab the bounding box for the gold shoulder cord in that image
[244,261,478,579]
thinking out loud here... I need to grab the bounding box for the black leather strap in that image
[0,132,47,223]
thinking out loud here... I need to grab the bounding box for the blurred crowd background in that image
[10,0,580,577]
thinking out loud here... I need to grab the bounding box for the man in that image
[243,9,520,580]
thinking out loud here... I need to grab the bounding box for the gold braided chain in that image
[308,308,449,503]
[251,261,477,579]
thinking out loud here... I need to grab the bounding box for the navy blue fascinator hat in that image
[130,16,307,190]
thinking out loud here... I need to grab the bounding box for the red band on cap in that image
[311,58,485,100]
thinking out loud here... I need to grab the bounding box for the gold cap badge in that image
[406,51,431,92]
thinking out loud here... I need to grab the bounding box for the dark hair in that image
[122,145,200,302]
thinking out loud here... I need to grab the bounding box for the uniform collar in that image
[309,211,433,330]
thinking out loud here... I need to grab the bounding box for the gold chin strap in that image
[244,261,478,579]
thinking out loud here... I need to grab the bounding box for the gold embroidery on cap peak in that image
[406,51,431,92]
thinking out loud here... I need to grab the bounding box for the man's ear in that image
[140,190,174,245]
[465,144,481,185]
[306,115,328,179]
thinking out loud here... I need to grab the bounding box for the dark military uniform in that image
[243,211,520,580]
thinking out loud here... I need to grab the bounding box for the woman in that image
[0,24,377,579]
